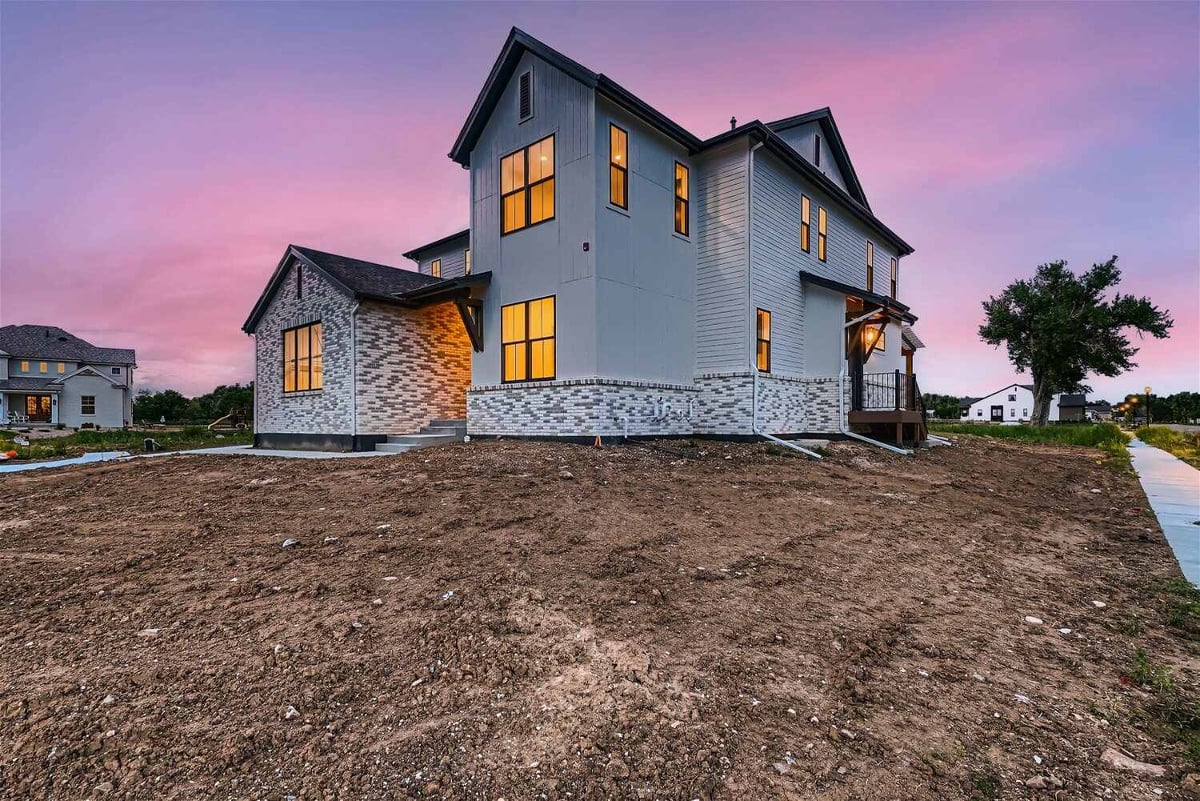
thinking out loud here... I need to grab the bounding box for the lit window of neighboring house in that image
[674,162,689,236]
[19,360,29,372]
[430,259,441,278]
[283,322,324,393]
[866,241,875,292]
[39,361,47,373]
[81,396,96,415]
[501,135,555,235]
[800,195,811,252]
[57,363,66,374]
[464,249,471,275]
[609,124,628,209]
[501,296,555,382]
[817,207,828,262]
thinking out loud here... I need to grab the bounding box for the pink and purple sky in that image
[1,1,1197,399]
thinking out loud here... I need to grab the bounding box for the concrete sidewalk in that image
[153,445,400,460]
[1128,438,1200,585]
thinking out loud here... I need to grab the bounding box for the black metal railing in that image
[852,370,921,412]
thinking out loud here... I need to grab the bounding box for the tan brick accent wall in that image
[355,301,471,433]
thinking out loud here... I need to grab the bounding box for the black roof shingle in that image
[0,325,135,365]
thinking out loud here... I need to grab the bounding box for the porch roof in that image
[393,271,492,306]
[799,270,917,323]
[0,377,62,393]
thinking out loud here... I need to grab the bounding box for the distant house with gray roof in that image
[0,325,136,428]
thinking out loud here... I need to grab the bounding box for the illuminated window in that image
[800,195,811,253]
[814,133,822,167]
[501,135,555,235]
[890,257,898,298]
[756,309,771,372]
[39,361,47,373]
[57,363,66,374]
[430,259,441,278]
[866,241,875,292]
[19,361,28,372]
[81,396,96,415]
[674,162,689,236]
[609,124,628,209]
[464,249,471,275]
[863,327,886,352]
[501,296,555,382]
[283,322,324,393]
[817,207,827,262]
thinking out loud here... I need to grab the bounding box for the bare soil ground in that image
[0,437,1196,800]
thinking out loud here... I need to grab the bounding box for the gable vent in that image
[518,70,533,121]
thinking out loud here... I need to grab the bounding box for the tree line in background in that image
[921,390,1200,423]
[133,384,252,425]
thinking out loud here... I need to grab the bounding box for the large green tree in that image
[979,257,1172,427]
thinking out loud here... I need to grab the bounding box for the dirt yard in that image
[1,437,1196,800]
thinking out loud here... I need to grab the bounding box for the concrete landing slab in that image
[1128,438,1200,585]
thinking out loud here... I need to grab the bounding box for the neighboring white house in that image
[243,28,926,451]
[960,383,1087,424]
[0,325,136,428]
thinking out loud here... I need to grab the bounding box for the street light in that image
[1145,385,1152,426]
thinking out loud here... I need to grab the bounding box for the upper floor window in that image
[283,321,324,393]
[517,69,534,122]
[464,248,471,275]
[57,363,66,374]
[81,396,96,416]
[814,134,822,168]
[19,360,28,372]
[609,124,628,209]
[1008,393,1016,402]
[800,195,811,253]
[430,258,441,278]
[501,296,555,382]
[866,241,875,292]
[756,309,771,372]
[501,135,555,235]
[110,367,121,376]
[890,257,898,298]
[39,361,47,373]
[817,207,828,262]
[674,162,689,236]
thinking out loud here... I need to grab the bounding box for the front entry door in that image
[25,395,52,422]
[990,405,1003,422]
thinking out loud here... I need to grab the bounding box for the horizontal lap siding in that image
[417,235,470,279]
[695,141,748,374]
[751,153,804,375]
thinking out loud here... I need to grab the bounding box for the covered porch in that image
[1,385,60,426]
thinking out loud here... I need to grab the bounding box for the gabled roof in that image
[49,365,123,387]
[243,245,492,333]
[901,324,925,350]
[1058,393,1088,407]
[0,325,135,365]
[798,270,917,323]
[766,108,869,209]
[450,27,701,166]
[401,229,470,262]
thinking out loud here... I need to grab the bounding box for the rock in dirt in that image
[1181,773,1200,797]
[559,469,575,480]
[281,538,300,549]
[283,705,300,720]
[136,628,159,638]
[1100,747,1165,777]
[1025,775,1063,790]
[1024,616,1044,625]
[100,694,115,705]
[1092,600,1107,608]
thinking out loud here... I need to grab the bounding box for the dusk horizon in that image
[2,0,1197,400]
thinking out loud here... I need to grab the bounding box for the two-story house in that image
[243,28,924,452]
[0,325,136,428]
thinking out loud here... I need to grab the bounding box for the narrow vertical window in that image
[609,124,628,209]
[283,322,323,393]
[430,259,441,278]
[756,309,771,372]
[57,362,65,374]
[39,361,47,373]
[518,69,533,121]
[501,135,555,235]
[19,361,28,372]
[866,241,875,292]
[817,207,828,262]
[800,195,811,253]
[501,296,555,382]
[296,265,303,299]
[464,249,471,275]
[814,134,822,167]
[673,162,689,236]
[890,257,898,298]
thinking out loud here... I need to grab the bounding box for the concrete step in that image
[374,442,418,453]
[385,433,461,447]
[420,424,466,436]
[427,418,467,428]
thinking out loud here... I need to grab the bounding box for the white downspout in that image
[350,302,360,440]
[839,310,912,456]
[746,137,821,460]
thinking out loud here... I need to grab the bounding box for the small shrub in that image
[968,772,1001,801]
[1138,426,1200,468]
[1129,648,1172,691]
[182,425,207,438]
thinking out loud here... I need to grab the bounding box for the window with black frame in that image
[283,322,324,392]
[501,135,555,235]
[609,124,628,209]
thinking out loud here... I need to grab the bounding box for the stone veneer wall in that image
[254,262,357,436]
[468,373,847,438]
[355,301,472,434]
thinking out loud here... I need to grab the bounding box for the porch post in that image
[51,395,59,425]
